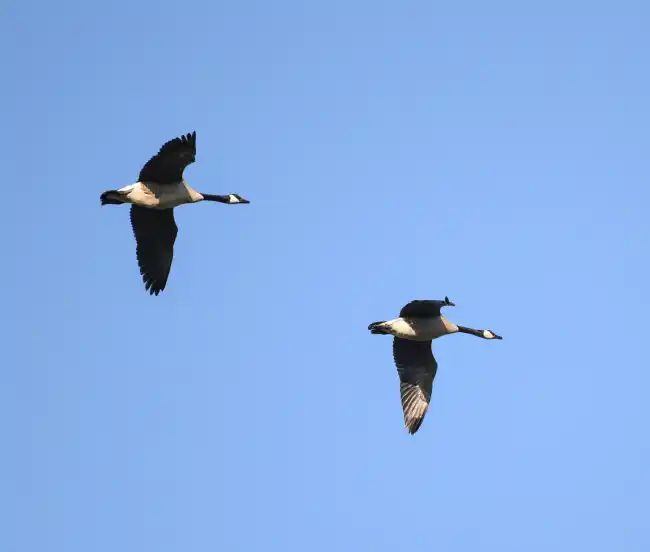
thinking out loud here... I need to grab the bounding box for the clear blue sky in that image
[3,2,649,551]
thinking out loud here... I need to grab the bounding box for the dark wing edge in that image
[399,300,444,319]
[392,338,438,434]
[138,131,197,184]
[129,206,179,295]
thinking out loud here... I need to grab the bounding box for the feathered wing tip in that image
[157,130,196,159]
[392,338,437,436]
[166,131,195,153]
[186,130,196,148]
[129,206,178,296]
[173,131,196,151]
[400,382,429,434]
[137,131,198,185]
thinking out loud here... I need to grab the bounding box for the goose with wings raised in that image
[100,131,250,295]
[368,297,503,434]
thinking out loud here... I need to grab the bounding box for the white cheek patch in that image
[483,330,495,339]
[228,194,241,204]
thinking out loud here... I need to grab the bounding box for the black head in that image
[443,296,455,307]
[201,193,250,204]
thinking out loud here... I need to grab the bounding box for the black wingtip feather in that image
[142,272,165,296]
[180,131,196,148]
[130,205,177,297]
[137,131,198,184]
[406,418,424,435]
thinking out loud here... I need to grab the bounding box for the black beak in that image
[444,296,455,307]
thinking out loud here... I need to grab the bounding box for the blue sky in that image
[3,2,649,551]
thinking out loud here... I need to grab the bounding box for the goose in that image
[368,297,502,434]
[100,131,250,295]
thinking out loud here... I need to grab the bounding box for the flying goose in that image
[368,297,502,434]
[100,131,250,295]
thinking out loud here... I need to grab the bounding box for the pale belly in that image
[388,316,458,341]
[117,181,201,208]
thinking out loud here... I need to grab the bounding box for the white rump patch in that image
[117,183,140,193]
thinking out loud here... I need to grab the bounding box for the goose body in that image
[368,297,502,435]
[374,314,459,341]
[100,131,250,295]
[104,180,204,209]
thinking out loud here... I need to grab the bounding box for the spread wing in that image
[129,206,178,295]
[393,338,438,434]
[138,131,196,185]
[399,300,445,319]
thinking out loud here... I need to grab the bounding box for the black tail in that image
[368,321,390,334]
[100,190,125,206]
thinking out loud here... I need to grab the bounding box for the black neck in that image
[201,194,230,203]
[457,326,483,338]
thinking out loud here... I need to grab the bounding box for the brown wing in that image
[129,206,178,295]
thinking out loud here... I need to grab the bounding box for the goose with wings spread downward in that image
[100,131,250,295]
[368,297,503,434]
